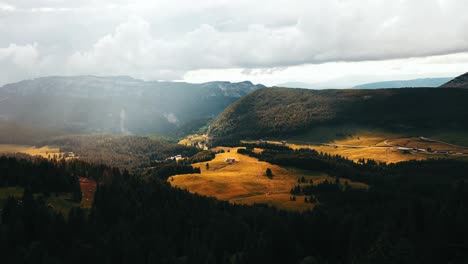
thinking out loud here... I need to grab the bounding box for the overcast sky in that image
[1,0,468,86]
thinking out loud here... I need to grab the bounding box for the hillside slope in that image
[0,76,264,137]
[440,72,468,88]
[208,87,468,141]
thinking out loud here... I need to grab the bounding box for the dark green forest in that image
[1,148,468,263]
[38,135,199,172]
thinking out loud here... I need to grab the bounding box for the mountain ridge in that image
[0,76,264,138]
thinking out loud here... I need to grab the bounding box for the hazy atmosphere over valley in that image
[1,1,468,263]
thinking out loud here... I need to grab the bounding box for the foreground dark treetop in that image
[2,150,468,263]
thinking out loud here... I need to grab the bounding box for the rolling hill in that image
[208,87,468,142]
[440,72,468,88]
[0,76,264,140]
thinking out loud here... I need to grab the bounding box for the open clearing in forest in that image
[79,177,97,209]
[0,177,96,215]
[244,131,468,164]
[0,178,96,214]
[0,144,73,159]
[0,186,80,216]
[169,147,367,212]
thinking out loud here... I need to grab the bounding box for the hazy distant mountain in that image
[353,77,453,89]
[0,76,264,138]
[276,82,319,89]
[277,77,454,89]
[440,72,468,88]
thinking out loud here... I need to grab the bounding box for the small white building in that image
[168,154,184,161]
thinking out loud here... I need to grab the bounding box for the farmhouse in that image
[168,154,184,161]
[225,157,236,164]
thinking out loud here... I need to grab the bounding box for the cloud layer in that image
[1,0,468,85]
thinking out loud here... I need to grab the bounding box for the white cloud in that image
[0,2,15,11]
[67,17,184,80]
[0,43,40,83]
[184,52,468,87]
[1,0,468,85]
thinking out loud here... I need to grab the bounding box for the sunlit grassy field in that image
[295,143,424,164]
[170,147,367,212]
[245,129,468,164]
[242,126,468,163]
[0,144,71,159]
[244,137,423,164]
[178,134,209,149]
[289,136,466,163]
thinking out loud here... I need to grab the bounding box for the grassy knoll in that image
[169,147,367,212]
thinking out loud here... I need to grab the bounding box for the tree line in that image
[1,151,468,263]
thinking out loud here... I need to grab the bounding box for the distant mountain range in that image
[275,82,320,89]
[0,76,264,139]
[2,72,467,144]
[353,77,453,89]
[277,77,455,89]
[440,72,468,88]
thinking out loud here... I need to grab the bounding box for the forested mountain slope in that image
[208,87,468,141]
